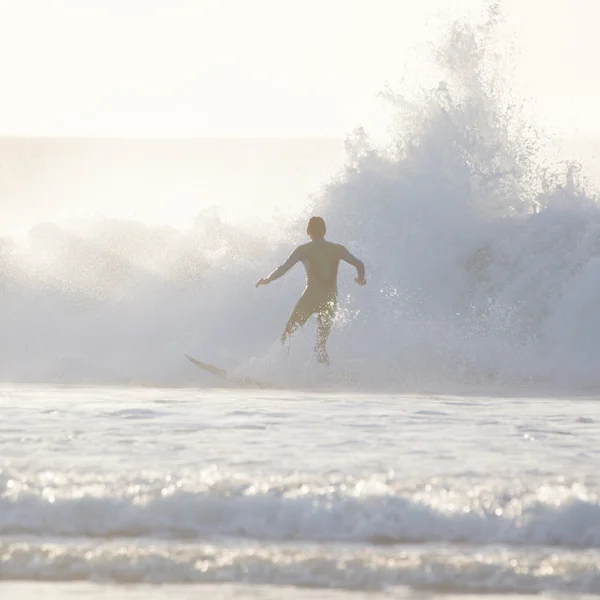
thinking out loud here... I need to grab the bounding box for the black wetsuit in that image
[266,239,363,363]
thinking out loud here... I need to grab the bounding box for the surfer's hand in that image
[355,277,366,286]
[255,278,270,288]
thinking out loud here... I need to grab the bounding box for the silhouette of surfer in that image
[256,217,366,364]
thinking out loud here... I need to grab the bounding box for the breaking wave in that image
[1,469,599,548]
[1,6,599,389]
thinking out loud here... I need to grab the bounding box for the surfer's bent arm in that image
[340,246,366,284]
[258,248,303,286]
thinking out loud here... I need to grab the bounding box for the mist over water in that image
[2,8,600,389]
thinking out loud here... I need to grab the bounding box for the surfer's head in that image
[307,216,326,239]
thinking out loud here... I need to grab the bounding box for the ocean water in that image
[2,6,600,597]
[1,385,599,598]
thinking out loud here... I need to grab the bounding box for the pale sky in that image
[1,0,600,235]
[0,0,599,138]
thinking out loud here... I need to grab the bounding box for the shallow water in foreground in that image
[1,385,599,598]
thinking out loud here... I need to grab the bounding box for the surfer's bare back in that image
[256,216,366,365]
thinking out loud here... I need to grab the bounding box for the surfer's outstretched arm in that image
[256,247,302,287]
[340,246,366,285]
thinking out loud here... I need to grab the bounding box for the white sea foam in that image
[1,540,600,594]
[0,469,598,548]
[1,382,599,594]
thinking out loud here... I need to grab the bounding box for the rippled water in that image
[1,385,599,598]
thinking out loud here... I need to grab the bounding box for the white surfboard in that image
[184,354,273,389]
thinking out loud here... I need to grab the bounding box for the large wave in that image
[1,6,599,388]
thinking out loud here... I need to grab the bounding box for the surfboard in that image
[184,354,273,389]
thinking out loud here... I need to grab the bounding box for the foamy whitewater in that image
[2,6,600,598]
[1,387,599,599]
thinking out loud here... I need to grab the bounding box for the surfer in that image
[255,216,366,364]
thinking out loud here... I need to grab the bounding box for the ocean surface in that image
[1,384,599,598]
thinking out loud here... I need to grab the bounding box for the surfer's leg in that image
[281,295,313,344]
[315,299,336,365]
